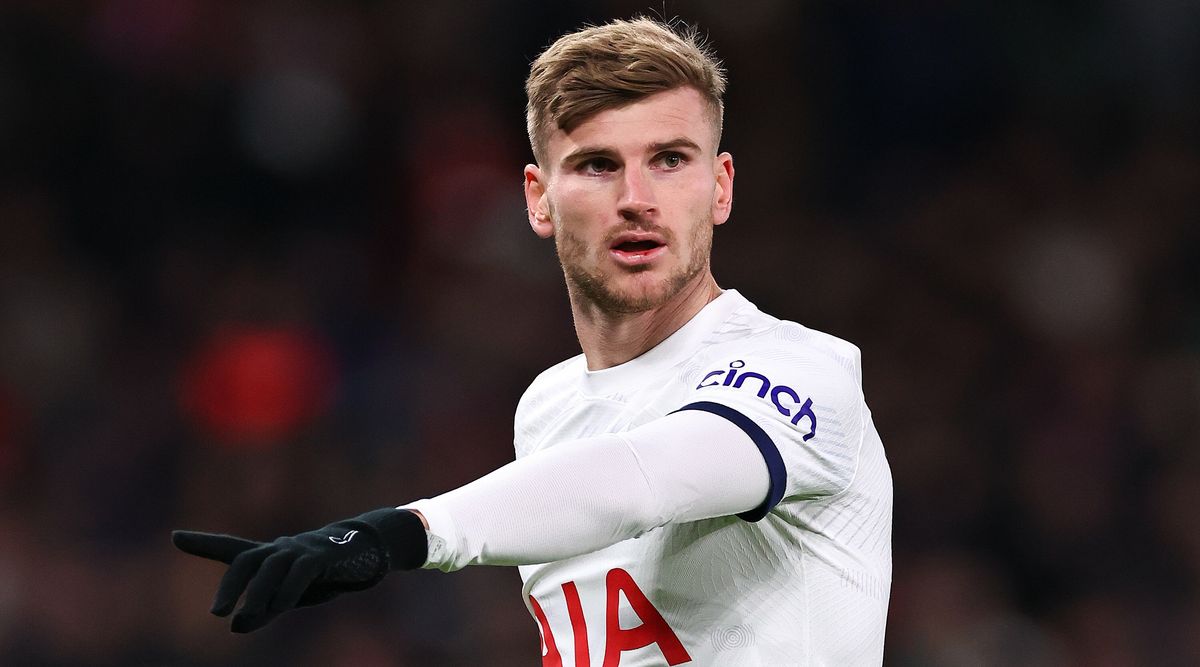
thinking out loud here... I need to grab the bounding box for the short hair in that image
[525,18,727,165]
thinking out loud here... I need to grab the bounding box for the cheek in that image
[552,183,607,220]
[550,188,612,247]
[676,181,717,225]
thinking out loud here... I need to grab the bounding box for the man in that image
[174,18,892,665]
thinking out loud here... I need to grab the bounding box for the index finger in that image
[172,531,262,564]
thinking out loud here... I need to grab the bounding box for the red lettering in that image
[530,595,562,667]
[530,570,691,666]
[602,568,692,666]
[562,581,591,667]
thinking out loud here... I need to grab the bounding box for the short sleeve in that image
[672,346,864,520]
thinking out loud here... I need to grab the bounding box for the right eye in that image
[580,158,617,175]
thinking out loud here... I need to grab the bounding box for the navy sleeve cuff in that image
[671,401,786,522]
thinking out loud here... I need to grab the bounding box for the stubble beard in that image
[556,215,714,315]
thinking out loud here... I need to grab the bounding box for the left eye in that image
[660,153,683,169]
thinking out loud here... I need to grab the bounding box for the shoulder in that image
[520,353,586,397]
[770,320,864,385]
[514,353,586,428]
[700,311,865,395]
[711,292,863,380]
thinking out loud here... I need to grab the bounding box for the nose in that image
[618,165,656,221]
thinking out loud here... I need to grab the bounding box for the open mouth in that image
[614,240,663,253]
[609,236,667,265]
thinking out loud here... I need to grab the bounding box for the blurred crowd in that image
[1,1,1197,665]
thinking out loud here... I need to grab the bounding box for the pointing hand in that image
[173,508,426,632]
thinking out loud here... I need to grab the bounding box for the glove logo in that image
[329,529,358,545]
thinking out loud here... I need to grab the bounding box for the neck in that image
[570,274,723,371]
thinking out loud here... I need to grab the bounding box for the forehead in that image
[545,87,715,164]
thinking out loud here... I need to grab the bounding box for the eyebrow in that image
[560,137,704,167]
[647,137,703,154]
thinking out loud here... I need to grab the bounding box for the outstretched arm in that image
[173,409,769,631]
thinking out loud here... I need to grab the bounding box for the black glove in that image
[172,508,427,633]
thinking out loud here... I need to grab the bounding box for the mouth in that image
[609,234,668,266]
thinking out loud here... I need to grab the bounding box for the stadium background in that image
[1,1,1198,664]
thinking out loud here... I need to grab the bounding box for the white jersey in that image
[513,290,892,666]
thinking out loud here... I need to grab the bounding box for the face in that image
[524,86,734,314]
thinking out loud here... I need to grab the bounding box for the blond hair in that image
[525,18,727,164]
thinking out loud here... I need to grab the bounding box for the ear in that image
[712,152,734,226]
[524,164,554,238]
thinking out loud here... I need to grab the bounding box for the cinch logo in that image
[696,361,817,441]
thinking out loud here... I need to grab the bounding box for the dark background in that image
[1,1,1198,664]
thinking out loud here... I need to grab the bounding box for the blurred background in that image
[1,0,1197,664]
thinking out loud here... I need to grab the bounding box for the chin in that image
[569,268,692,315]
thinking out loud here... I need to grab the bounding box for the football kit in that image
[406,290,892,666]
